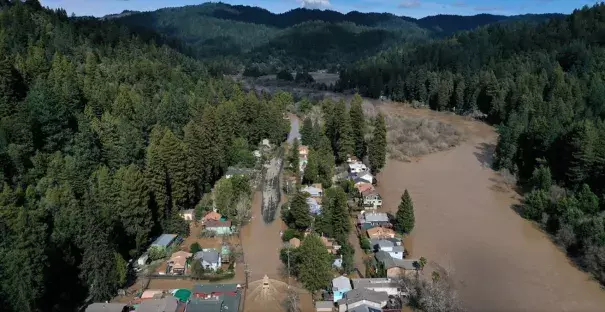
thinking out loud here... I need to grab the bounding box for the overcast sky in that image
[40,0,598,18]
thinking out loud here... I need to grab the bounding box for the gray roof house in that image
[85,303,128,312]
[352,278,403,296]
[136,296,179,312]
[360,212,390,227]
[194,250,221,271]
[150,234,177,249]
[349,305,383,312]
[337,288,388,312]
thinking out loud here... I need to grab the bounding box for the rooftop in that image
[315,301,334,309]
[366,227,395,238]
[194,250,220,263]
[136,296,179,312]
[205,219,232,228]
[332,275,352,291]
[349,304,383,312]
[203,211,223,221]
[85,303,128,312]
[191,284,241,312]
[289,237,301,248]
[375,251,417,270]
[151,234,177,248]
[337,288,388,306]
[363,212,388,223]
[352,278,400,290]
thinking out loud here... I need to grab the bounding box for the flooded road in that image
[287,113,300,144]
[374,106,605,311]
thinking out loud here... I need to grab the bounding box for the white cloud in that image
[299,0,331,9]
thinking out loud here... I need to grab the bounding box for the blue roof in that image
[151,234,177,248]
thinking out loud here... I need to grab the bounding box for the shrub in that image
[148,246,166,261]
[282,228,298,242]
[190,242,202,253]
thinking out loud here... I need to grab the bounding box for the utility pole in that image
[244,263,251,288]
[286,249,297,312]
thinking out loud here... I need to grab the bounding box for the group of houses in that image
[357,211,419,279]
[86,283,242,312]
[346,156,382,211]
[315,275,405,312]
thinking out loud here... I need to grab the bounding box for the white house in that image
[193,250,221,271]
[348,162,368,174]
[361,189,382,209]
[357,172,374,184]
[370,239,404,260]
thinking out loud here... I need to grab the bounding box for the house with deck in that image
[375,251,418,278]
[366,227,396,240]
[358,212,390,228]
[361,189,382,210]
[168,251,191,275]
[370,239,404,259]
[332,275,352,302]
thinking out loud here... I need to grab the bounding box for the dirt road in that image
[374,104,605,312]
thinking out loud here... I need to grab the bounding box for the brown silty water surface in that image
[374,104,605,311]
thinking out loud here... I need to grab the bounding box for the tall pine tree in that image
[395,189,415,233]
[368,113,387,173]
[350,94,366,159]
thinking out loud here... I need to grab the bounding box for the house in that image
[225,167,254,179]
[301,184,323,198]
[315,301,334,312]
[332,276,352,302]
[321,236,341,254]
[333,257,343,269]
[253,150,261,158]
[359,212,390,228]
[357,172,374,184]
[351,278,404,297]
[375,251,418,278]
[289,237,301,248]
[349,305,383,312]
[355,183,374,195]
[168,251,192,274]
[137,253,149,267]
[361,189,382,210]
[337,288,388,312]
[348,162,368,174]
[179,209,195,221]
[370,239,404,259]
[346,155,360,164]
[150,234,177,250]
[299,145,310,172]
[194,250,222,271]
[262,139,271,148]
[204,219,232,235]
[191,284,242,312]
[136,296,179,312]
[307,197,322,215]
[85,303,129,312]
[203,211,222,222]
[366,227,396,240]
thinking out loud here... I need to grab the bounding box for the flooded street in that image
[374,106,605,311]
[240,191,284,281]
[287,113,301,143]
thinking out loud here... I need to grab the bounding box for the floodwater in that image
[287,113,301,144]
[240,191,285,282]
[374,105,605,311]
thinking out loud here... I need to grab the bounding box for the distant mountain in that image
[112,2,563,72]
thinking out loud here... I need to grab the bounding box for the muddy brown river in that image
[375,106,605,312]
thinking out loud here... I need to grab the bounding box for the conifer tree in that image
[368,113,387,173]
[289,192,312,231]
[395,189,415,233]
[159,129,189,208]
[290,138,301,176]
[303,149,319,185]
[115,165,152,253]
[297,234,332,292]
[350,93,366,158]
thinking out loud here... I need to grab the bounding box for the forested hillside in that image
[0,1,288,311]
[114,2,557,73]
[339,3,605,283]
